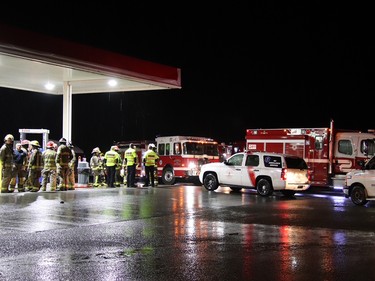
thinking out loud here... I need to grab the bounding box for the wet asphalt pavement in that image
[1,184,375,281]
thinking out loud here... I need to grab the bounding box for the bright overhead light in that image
[108,79,117,87]
[44,82,55,90]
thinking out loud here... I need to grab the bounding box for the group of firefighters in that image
[90,143,159,188]
[0,134,76,193]
[0,133,160,193]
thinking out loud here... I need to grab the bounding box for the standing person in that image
[67,141,76,190]
[10,142,28,192]
[152,144,159,187]
[20,139,31,188]
[143,143,159,187]
[55,137,73,191]
[99,153,107,187]
[124,143,137,187]
[0,134,16,193]
[103,146,120,188]
[114,146,122,187]
[41,141,57,191]
[90,147,104,187]
[27,140,43,192]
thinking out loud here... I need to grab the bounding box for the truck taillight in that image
[307,170,313,181]
[281,168,287,181]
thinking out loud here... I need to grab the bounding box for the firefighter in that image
[27,140,43,192]
[90,147,101,187]
[99,153,107,187]
[143,143,159,187]
[124,143,137,187]
[10,142,29,192]
[41,141,57,191]
[152,144,159,187]
[21,139,31,189]
[55,137,73,191]
[67,141,76,190]
[103,145,121,188]
[113,146,122,187]
[0,134,16,193]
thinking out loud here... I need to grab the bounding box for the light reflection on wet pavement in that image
[1,185,375,281]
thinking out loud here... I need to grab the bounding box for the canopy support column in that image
[62,82,73,142]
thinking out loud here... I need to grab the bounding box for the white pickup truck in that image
[343,155,375,206]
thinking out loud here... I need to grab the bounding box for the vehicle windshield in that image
[362,139,375,156]
[183,142,219,156]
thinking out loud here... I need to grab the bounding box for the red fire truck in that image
[116,136,220,185]
[245,120,375,189]
[155,136,220,185]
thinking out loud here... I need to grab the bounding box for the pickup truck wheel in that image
[203,173,219,191]
[351,185,368,206]
[256,178,273,197]
[162,168,175,185]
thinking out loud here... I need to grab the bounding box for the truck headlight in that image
[188,162,197,170]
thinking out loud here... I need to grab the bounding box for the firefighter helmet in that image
[46,141,55,148]
[4,134,14,142]
[148,143,156,149]
[59,137,67,144]
[111,145,119,151]
[30,140,40,147]
[92,147,101,154]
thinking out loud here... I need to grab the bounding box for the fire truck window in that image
[158,144,165,156]
[246,155,259,166]
[184,143,195,154]
[315,136,323,150]
[338,140,353,155]
[195,144,204,155]
[361,140,375,156]
[174,143,181,155]
[165,143,170,156]
[205,144,219,156]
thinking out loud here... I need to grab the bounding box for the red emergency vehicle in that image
[155,136,220,185]
[218,141,246,161]
[245,120,375,189]
[116,136,221,185]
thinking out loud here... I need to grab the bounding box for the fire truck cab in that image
[156,136,220,185]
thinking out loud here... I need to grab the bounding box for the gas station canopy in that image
[0,23,181,95]
[0,23,181,140]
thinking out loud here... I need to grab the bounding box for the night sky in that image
[0,3,373,158]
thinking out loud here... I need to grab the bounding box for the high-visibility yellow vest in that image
[143,150,159,166]
[124,148,137,166]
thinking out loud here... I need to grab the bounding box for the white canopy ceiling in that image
[0,23,181,140]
